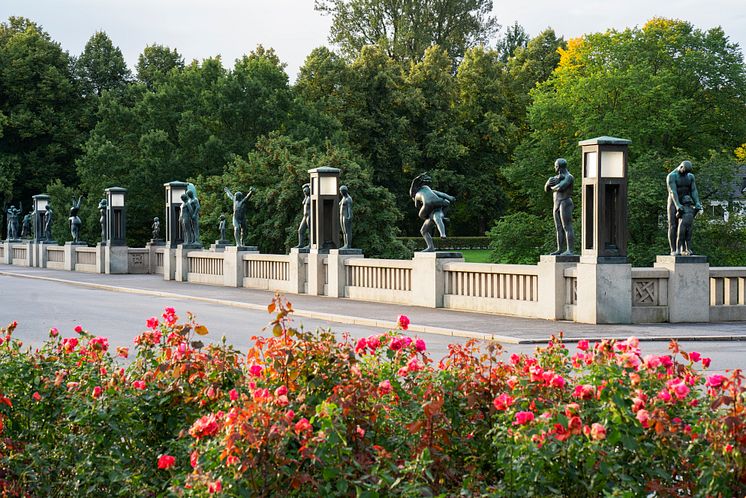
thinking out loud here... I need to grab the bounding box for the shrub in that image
[0,297,744,496]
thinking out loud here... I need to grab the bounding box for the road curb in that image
[2,270,746,344]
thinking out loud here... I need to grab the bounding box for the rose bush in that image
[0,295,743,497]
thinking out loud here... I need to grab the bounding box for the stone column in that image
[63,242,75,271]
[95,243,106,273]
[27,241,36,267]
[175,246,191,282]
[654,255,709,323]
[307,249,327,296]
[575,257,632,324]
[411,252,463,308]
[162,248,177,280]
[537,255,579,320]
[288,248,308,294]
[327,249,364,298]
[222,246,258,287]
[2,241,10,265]
[37,243,49,269]
[105,245,129,274]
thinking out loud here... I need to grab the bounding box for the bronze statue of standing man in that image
[666,160,702,256]
[296,183,311,249]
[544,158,575,256]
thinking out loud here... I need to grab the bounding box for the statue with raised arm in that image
[186,183,200,245]
[43,205,54,241]
[224,186,255,246]
[339,185,353,249]
[296,183,311,249]
[410,173,455,252]
[544,158,575,256]
[69,196,83,243]
[98,198,108,242]
[667,160,703,256]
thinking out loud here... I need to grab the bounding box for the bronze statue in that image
[667,160,702,256]
[6,205,21,240]
[186,183,200,245]
[21,212,31,239]
[98,198,108,242]
[296,183,311,249]
[676,195,697,256]
[151,217,161,240]
[43,205,54,241]
[339,185,353,249]
[544,158,575,256]
[69,196,83,243]
[410,173,455,252]
[225,187,254,246]
[179,192,193,245]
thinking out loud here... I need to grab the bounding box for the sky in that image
[2,0,745,82]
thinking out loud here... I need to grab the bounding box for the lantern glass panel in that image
[110,194,125,207]
[170,189,185,203]
[601,151,624,178]
[320,176,337,196]
[584,152,597,178]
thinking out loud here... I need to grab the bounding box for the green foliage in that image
[397,236,490,250]
[44,179,96,245]
[0,17,85,207]
[74,31,131,98]
[487,213,554,264]
[314,0,498,63]
[135,44,184,89]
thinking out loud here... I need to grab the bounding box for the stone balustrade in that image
[709,267,746,321]
[4,240,746,325]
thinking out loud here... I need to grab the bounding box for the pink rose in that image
[514,411,535,425]
[49,327,59,337]
[74,325,84,334]
[577,339,589,351]
[294,417,312,433]
[657,389,672,402]
[688,351,701,362]
[208,481,222,494]
[396,314,410,330]
[275,385,288,397]
[636,409,650,427]
[366,335,381,350]
[229,389,238,401]
[32,391,41,401]
[132,380,147,390]
[590,423,606,440]
[249,364,263,377]
[378,380,393,395]
[672,382,690,399]
[355,337,367,354]
[389,337,403,351]
[493,393,515,411]
[407,358,423,372]
[284,410,295,422]
[550,374,566,389]
[146,317,159,330]
[643,354,661,369]
[157,454,176,470]
[92,386,103,399]
[702,357,711,368]
[705,374,727,388]
[415,338,426,352]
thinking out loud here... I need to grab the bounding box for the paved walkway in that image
[2,264,745,344]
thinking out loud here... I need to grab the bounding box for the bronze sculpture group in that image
[4,153,706,261]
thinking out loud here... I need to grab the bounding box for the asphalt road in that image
[1,273,743,373]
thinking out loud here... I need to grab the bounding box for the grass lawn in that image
[460,249,492,263]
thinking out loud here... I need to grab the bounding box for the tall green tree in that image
[496,21,529,62]
[136,44,184,89]
[315,0,499,63]
[75,31,131,97]
[0,17,84,209]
